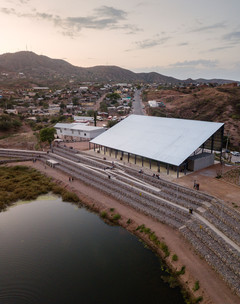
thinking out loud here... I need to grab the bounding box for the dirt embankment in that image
[6,160,239,304]
[0,124,38,150]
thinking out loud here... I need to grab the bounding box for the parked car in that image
[231,151,240,156]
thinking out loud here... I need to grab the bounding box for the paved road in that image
[132,90,144,115]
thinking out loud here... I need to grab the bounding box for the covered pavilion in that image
[90,115,224,177]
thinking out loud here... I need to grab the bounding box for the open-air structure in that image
[90,115,224,177]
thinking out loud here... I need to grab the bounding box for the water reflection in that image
[0,195,185,304]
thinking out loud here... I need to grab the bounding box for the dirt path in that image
[7,160,240,304]
[93,93,107,111]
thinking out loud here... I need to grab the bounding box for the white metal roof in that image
[54,123,87,129]
[54,123,76,129]
[71,125,104,131]
[54,123,104,132]
[90,115,224,166]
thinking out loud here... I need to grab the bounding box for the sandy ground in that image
[9,159,240,304]
[174,163,240,208]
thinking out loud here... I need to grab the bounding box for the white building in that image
[79,87,88,91]
[73,116,94,123]
[54,123,105,141]
[148,100,158,107]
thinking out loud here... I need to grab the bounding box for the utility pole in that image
[225,132,230,152]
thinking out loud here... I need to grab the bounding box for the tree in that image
[39,127,56,145]
[106,92,121,101]
[107,120,118,128]
[87,109,95,117]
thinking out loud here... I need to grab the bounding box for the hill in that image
[144,86,240,149]
[0,51,237,85]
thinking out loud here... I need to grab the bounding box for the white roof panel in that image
[54,123,103,131]
[71,125,104,131]
[90,115,223,166]
[54,123,75,129]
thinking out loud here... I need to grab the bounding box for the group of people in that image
[69,176,74,182]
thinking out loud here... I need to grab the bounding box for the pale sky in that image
[1,0,240,80]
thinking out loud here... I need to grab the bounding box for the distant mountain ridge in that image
[0,51,237,85]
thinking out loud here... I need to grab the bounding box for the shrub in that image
[61,191,79,203]
[194,296,203,303]
[161,275,179,288]
[193,280,200,292]
[172,254,178,262]
[100,211,107,218]
[52,185,64,195]
[113,213,121,221]
[127,219,131,224]
[160,242,170,257]
[149,232,158,242]
[176,266,185,275]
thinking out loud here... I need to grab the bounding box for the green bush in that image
[113,213,121,221]
[61,191,79,203]
[194,296,203,303]
[172,254,178,261]
[160,242,170,257]
[193,280,200,292]
[100,211,107,218]
[176,266,185,275]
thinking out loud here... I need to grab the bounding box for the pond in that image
[0,195,185,304]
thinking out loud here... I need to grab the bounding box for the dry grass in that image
[222,167,240,186]
[0,165,79,211]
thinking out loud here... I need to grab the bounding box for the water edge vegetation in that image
[0,165,79,211]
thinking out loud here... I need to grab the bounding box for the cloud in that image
[191,22,226,32]
[136,36,171,49]
[223,31,240,44]
[0,5,138,36]
[170,59,218,68]
[207,46,234,52]
[178,42,188,46]
[19,0,30,3]
[1,7,16,14]
[94,6,126,19]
